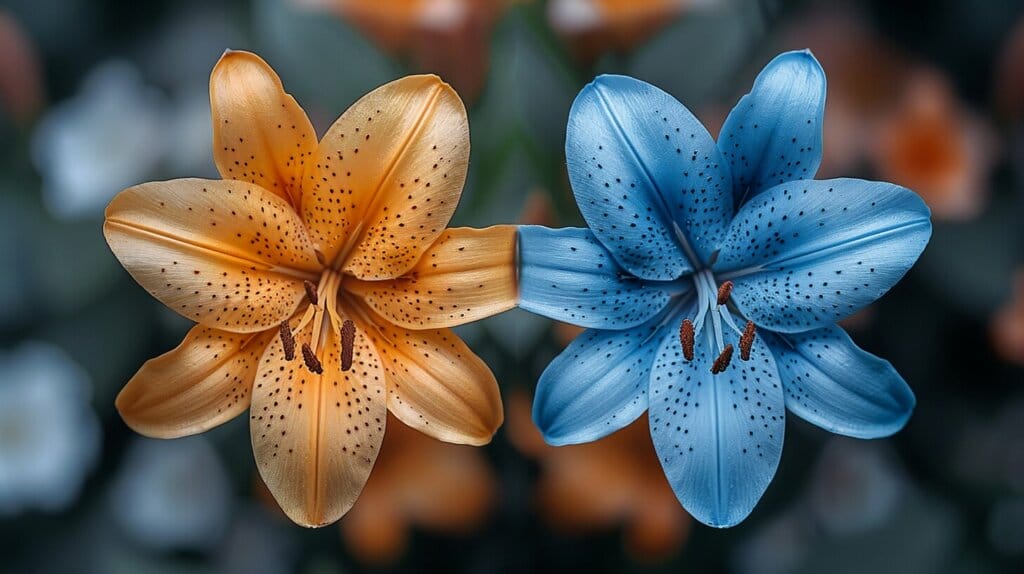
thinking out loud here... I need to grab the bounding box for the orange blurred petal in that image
[992,271,1024,366]
[548,0,686,62]
[0,11,43,121]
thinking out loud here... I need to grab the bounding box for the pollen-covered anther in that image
[279,321,295,361]
[340,320,355,372]
[739,321,756,361]
[711,344,734,374]
[716,280,734,306]
[303,280,318,305]
[679,319,695,361]
[301,343,323,374]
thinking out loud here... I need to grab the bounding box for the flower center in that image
[277,269,356,374]
[678,269,757,374]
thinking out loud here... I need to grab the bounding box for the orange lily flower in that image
[105,50,516,527]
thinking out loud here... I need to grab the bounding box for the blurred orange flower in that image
[992,270,1024,366]
[507,390,691,562]
[870,70,994,220]
[547,0,691,62]
[297,0,506,103]
[0,10,43,122]
[339,414,497,565]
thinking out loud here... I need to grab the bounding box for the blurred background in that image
[0,0,1023,572]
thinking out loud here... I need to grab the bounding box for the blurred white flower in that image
[165,88,215,176]
[32,60,168,219]
[110,436,231,553]
[0,342,100,515]
[807,438,905,535]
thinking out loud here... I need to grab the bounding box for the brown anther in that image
[711,344,734,374]
[279,321,295,361]
[679,319,695,361]
[717,280,734,306]
[340,320,356,371]
[304,280,318,306]
[301,343,323,374]
[739,321,757,361]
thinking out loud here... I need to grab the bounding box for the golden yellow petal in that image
[116,325,275,438]
[251,317,386,527]
[353,303,503,446]
[104,178,321,333]
[210,50,317,206]
[345,226,517,329]
[302,75,469,278]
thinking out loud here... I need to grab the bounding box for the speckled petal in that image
[718,50,826,207]
[649,310,784,528]
[764,325,915,439]
[518,225,674,330]
[104,179,322,333]
[116,325,276,439]
[302,75,469,279]
[355,308,502,446]
[533,310,674,446]
[251,317,386,528]
[210,51,317,207]
[715,179,931,333]
[345,226,516,329]
[567,75,733,275]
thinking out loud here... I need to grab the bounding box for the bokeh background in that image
[1,0,1023,572]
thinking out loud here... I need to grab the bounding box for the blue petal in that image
[764,325,915,438]
[649,311,784,527]
[518,225,675,330]
[533,310,676,445]
[566,74,733,276]
[718,50,826,207]
[716,178,932,333]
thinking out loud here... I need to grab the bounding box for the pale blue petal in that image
[649,310,785,527]
[566,74,733,276]
[718,50,826,207]
[764,325,915,438]
[716,179,931,333]
[518,225,675,330]
[533,308,678,446]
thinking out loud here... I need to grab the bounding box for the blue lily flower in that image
[518,50,932,528]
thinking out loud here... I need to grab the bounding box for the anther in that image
[717,280,734,306]
[340,320,356,371]
[304,280,318,305]
[679,319,694,361]
[711,344,734,374]
[279,321,295,361]
[739,321,756,361]
[301,343,323,374]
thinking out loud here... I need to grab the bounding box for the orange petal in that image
[104,178,321,333]
[210,50,317,206]
[345,225,517,329]
[353,303,503,446]
[251,318,386,527]
[302,75,469,278]
[116,325,275,438]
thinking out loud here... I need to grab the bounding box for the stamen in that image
[711,344,734,374]
[279,321,295,361]
[716,280,733,306]
[739,321,756,361]
[304,280,319,305]
[679,319,695,361]
[340,320,356,371]
[301,343,323,374]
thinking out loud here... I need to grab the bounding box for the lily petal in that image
[649,311,784,528]
[210,50,317,207]
[764,325,915,439]
[251,318,386,528]
[356,306,503,446]
[533,311,673,446]
[346,226,517,329]
[104,179,321,333]
[567,74,733,276]
[303,75,469,279]
[518,225,674,330]
[718,50,827,207]
[116,325,276,438]
[716,179,931,333]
